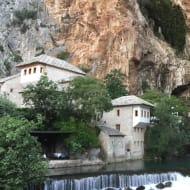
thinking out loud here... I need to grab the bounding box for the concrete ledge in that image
[48,159,105,176]
[49,159,105,169]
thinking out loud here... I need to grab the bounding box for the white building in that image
[0,54,85,106]
[99,95,154,160]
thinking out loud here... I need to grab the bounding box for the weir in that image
[44,172,178,190]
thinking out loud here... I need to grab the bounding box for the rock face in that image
[44,0,190,94]
[1,0,190,95]
[0,0,63,77]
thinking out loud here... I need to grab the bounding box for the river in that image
[44,157,190,190]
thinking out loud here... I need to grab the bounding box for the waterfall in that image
[44,172,179,190]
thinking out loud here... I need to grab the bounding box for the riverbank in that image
[47,157,190,177]
[48,159,105,176]
[49,159,104,169]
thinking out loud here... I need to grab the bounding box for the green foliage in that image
[104,69,128,99]
[14,9,37,24]
[0,116,47,189]
[79,64,91,73]
[20,23,29,34]
[138,0,187,52]
[57,117,100,154]
[23,75,111,128]
[144,94,187,159]
[3,52,22,76]
[0,45,4,52]
[67,76,112,122]
[0,95,17,117]
[12,8,37,33]
[12,51,23,63]
[141,80,150,93]
[35,47,45,56]
[22,75,65,128]
[140,89,167,104]
[56,51,70,60]
[4,59,12,76]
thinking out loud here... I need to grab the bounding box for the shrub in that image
[0,45,4,52]
[57,117,100,154]
[138,0,187,53]
[56,51,70,60]
[14,9,37,23]
[0,116,47,189]
[12,51,23,62]
[35,47,45,56]
[12,8,37,33]
[79,64,91,73]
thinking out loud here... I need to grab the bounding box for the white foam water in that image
[44,172,190,190]
[122,173,190,190]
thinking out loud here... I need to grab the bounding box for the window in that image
[29,68,32,74]
[40,67,44,73]
[10,88,13,93]
[24,69,27,75]
[116,124,120,131]
[135,110,138,117]
[144,111,146,117]
[141,110,143,117]
[33,67,36,73]
[117,109,120,116]
[147,111,150,118]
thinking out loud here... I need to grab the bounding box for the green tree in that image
[0,116,47,189]
[104,69,128,99]
[145,95,187,159]
[55,117,100,155]
[67,76,112,122]
[140,89,167,104]
[0,95,17,117]
[22,75,65,128]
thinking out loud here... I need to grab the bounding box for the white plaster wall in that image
[133,105,150,127]
[20,65,43,84]
[46,66,82,82]
[0,76,24,107]
[20,64,84,86]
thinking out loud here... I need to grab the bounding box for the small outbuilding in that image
[98,126,126,163]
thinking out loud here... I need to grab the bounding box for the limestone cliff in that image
[0,0,64,77]
[1,0,190,95]
[43,0,190,95]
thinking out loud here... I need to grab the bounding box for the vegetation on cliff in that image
[138,0,187,53]
[104,69,128,99]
